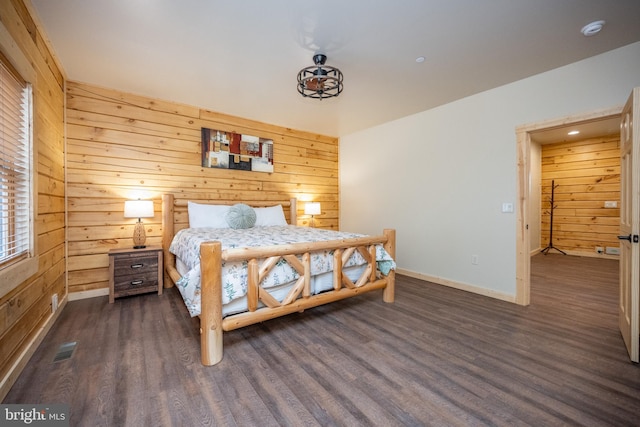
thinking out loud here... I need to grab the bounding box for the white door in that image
[618,87,639,363]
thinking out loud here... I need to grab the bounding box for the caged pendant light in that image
[297,54,343,99]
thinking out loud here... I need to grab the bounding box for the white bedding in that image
[169,225,396,317]
[177,256,366,317]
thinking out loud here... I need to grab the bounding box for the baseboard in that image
[532,248,619,260]
[68,288,109,301]
[0,295,68,401]
[396,268,516,303]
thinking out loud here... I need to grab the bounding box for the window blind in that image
[0,58,31,266]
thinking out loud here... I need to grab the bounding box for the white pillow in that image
[254,205,287,226]
[188,201,230,228]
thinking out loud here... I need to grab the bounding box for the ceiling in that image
[530,116,622,145]
[29,0,640,137]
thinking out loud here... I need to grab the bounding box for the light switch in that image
[502,202,514,213]
[604,201,617,208]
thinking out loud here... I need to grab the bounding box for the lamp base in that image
[132,220,147,249]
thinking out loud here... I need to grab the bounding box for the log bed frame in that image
[161,193,396,365]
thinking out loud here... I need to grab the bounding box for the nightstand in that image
[108,246,163,303]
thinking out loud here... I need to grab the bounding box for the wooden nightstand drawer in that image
[113,254,158,277]
[109,247,163,303]
[113,273,158,293]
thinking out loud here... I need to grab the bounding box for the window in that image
[0,58,32,268]
[0,20,37,298]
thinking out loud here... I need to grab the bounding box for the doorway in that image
[515,107,623,305]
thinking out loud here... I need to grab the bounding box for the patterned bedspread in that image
[169,225,396,317]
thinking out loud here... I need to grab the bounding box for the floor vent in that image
[53,341,77,362]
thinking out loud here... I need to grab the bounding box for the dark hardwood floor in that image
[5,254,640,426]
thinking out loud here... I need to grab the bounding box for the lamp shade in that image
[304,202,321,216]
[124,200,154,219]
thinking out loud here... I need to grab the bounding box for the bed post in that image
[162,194,176,288]
[289,198,297,225]
[382,229,396,303]
[200,241,224,365]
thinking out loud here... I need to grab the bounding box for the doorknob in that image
[618,234,632,242]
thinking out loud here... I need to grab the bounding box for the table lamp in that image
[304,202,321,227]
[124,200,154,248]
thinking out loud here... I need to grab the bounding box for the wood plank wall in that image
[540,135,620,257]
[66,81,339,295]
[0,0,66,397]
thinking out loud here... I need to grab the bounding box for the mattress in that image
[176,257,366,317]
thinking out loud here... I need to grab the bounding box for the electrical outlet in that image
[471,255,479,265]
[51,293,58,313]
[604,201,618,208]
[605,247,620,255]
[595,246,604,254]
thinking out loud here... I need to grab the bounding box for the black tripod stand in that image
[541,179,566,255]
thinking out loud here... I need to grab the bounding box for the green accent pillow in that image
[225,203,256,229]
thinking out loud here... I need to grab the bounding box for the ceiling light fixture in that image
[297,54,343,100]
[581,20,605,36]
[568,130,580,135]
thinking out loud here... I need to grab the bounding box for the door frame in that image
[514,106,623,305]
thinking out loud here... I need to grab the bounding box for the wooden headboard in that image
[161,193,297,286]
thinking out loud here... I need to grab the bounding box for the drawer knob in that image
[130,280,144,286]
[131,263,144,269]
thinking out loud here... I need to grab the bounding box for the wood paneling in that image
[541,136,620,256]
[66,81,339,294]
[0,0,65,398]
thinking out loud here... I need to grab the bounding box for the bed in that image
[161,193,396,365]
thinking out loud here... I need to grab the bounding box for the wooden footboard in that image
[162,193,396,366]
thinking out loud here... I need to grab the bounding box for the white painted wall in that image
[339,41,640,298]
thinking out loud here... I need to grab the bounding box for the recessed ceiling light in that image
[415,56,425,63]
[568,130,580,136]
[581,20,605,36]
